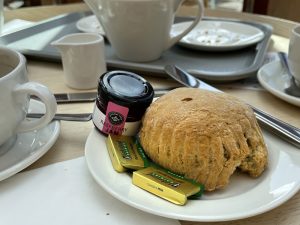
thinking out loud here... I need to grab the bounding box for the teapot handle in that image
[166,0,204,50]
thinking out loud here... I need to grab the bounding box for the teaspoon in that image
[27,113,92,122]
[278,52,300,97]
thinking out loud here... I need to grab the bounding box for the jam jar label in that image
[93,101,141,136]
[104,101,128,134]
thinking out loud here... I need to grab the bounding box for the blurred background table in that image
[3,2,300,225]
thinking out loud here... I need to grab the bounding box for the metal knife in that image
[164,64,300,148]
[35,88,177,103]
[54,92,96,103]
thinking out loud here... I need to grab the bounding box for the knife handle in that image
[252,106,300,148]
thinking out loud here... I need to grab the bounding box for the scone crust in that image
[139,88,268,191]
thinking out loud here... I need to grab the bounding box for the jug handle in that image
[166,0,204,50]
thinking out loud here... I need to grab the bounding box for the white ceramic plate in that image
[85,128,300,222]
[76,15,105,36]
[173,20,265,51]
[0,100,60,181]
[258,60,300,107]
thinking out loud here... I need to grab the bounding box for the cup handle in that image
[166,0,204,50]
[13,82,57,132]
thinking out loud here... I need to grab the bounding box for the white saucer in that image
[85,128,300,222]
[172,20,265,51]
[0,100,60,181]
[76,15,105,36]
[258,60,300,107]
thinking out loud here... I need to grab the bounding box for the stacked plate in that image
[76,15,265,52]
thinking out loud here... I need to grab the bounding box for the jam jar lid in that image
[98,70,154,106]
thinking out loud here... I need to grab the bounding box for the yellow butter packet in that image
[106,135,149,172]
[132,166,204,205]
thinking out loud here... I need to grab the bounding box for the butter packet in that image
[106,134,204,205]
[106,135,149,172]
[132,166,204,205]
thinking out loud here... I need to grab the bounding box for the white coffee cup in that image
[288,25,300,87]
[0,47,57,147]
[52,33,107,90]
[84,0,204,62]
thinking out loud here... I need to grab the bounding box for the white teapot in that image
[83,0,204,62]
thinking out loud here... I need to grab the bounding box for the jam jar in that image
[92,70,154,136]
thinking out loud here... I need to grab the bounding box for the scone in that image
[139,87,268,191]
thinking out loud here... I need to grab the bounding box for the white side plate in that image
[258,60,300,107]
[85,128,300,222]
[172,20,265,51]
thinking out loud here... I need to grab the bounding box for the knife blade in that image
[54,92,97,103]
[164,64,300,149]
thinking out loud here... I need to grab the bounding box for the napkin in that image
[0,157,180,225]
